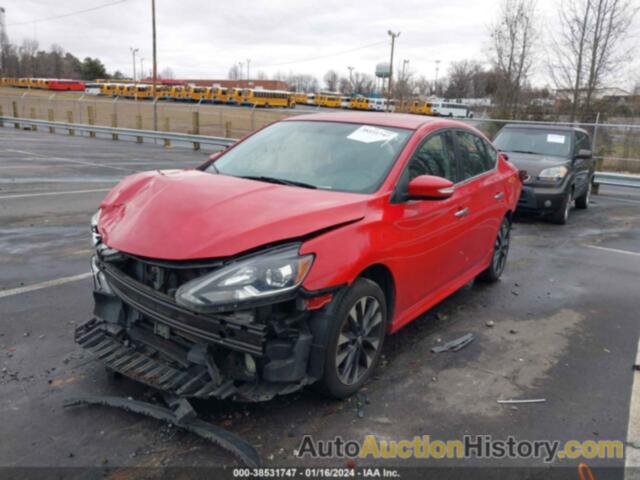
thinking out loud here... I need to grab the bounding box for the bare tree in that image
[445,60,485,98]
[550,0,638,121]
[227,64,241,80]
[159,67,174,79]
[323,70,339,91]
[488,0,538,118]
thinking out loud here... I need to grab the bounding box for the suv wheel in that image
[318,278,387,399]
[478,216,511,282]
[575,178,592,210]
[549,189,572,225]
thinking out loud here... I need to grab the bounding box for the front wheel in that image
[318,278,387,399]
[549,189,572,225]
[575,178,592,209]
[478,216,511,282]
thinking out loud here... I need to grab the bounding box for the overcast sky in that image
[4,0,640,89]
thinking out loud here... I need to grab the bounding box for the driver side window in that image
[407,130,457,182]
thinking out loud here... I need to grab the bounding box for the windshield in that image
[208,121,412,193]
[493,128,572,157]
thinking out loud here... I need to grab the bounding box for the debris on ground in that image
[485,320,495,328]
[497,398,546,405]
[431,333,475,353]
[64,395,261,467]
[509,329,519,335]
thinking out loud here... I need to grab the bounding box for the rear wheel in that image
[478,216,511,283]
[318,278,387,399]
[549,189,572,225]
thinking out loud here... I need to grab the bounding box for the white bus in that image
[431,101,473,118]
[368,98,395,112]
[340,96,351,109]
[306,93,316,106]
[84,83,102,95]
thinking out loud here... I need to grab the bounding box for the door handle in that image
[494,192,505,200]
[454,207,469,218]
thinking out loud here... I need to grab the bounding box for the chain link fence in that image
[1,89,639,174]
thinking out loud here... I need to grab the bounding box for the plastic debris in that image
[497,398,546,404]
[431,333,475,353]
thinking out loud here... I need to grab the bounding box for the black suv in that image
[493,124,594,224]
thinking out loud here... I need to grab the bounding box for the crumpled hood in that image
[98,169,368,260]
[506,153,571,177]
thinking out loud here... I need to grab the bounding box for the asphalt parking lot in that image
[1,126,639,477]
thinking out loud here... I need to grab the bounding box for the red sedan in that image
[83,112,521,401]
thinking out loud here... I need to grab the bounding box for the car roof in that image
[284,111,458,131]
[502,123,590,135]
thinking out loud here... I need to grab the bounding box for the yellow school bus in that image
[349,97,369,110]
[100,83,117,96]
[241,89,294,108]
[188,86,208,102]
[17,78,29,88]
[134,84,154,99]
[212,86,229,104]
[289,92,307,106]
[409,100,433,115]
[168,85,187,101]
[316,93,342,108]
[227,87,244,105]
[154,85,171,99]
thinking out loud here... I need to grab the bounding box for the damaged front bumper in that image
[77,252,332,402]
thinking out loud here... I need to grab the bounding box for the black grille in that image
[119,254,225,296]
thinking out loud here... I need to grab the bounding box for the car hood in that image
[98,169,368,260]
[505,152,571,177]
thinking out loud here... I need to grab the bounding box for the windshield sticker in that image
[547,134,566,144]
[348,125,398,144]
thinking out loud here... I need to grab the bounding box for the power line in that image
[7,0,128,27]
[255,41,387,69]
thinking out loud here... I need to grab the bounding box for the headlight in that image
[91,210,101,247]
[537,166,568,182]
[176,246,314,313]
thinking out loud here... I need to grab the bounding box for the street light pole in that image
[246,58,251,82]
[434,59,441,97]
[387,30,400,112]
[151,0,158,131]
[130,47,139,82]
[140,58,144,80]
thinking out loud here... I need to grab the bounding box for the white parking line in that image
[0,188,111,200]
[0,272,92,299]
[625,337,640,477]
[5,148,133,172]
[585,245,640,257]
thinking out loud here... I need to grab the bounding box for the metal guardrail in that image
[594,172,640,189]
[2,115,640,190]
[0,116,238,149]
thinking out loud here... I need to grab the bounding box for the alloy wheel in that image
[335,296,384,386]
[492,220,511,276]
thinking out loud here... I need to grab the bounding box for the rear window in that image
[493,128,572,157]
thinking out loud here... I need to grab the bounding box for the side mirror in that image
[407,175,454,200]
[575,149,592,159]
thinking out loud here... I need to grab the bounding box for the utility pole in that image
[387,30,400,112]
[246,58,251,82]
[130,47,139,82]
[347,66,354,93]
[140,58,144,80]
[151,0,158,131]
[434,59,441,97]
[238,62,243,82]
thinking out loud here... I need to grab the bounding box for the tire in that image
[575,177,592,210]
[549,189,572,225]
[478,216,512,282]
[317,278,387,399]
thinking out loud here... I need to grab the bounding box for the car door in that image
[453,129,505,271]
[385,129,473,311]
